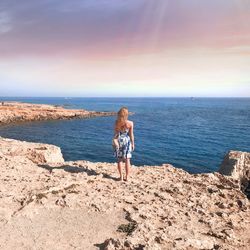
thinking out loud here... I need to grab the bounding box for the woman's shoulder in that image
[126,120,134,127]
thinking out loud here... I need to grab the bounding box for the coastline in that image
[0,102,249,249]
[1,98,249,172]
[0,101,116,125]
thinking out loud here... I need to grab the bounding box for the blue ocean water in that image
[0,97,250,173]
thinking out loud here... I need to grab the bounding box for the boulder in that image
[0,137,64,164]
[219,150,250,193]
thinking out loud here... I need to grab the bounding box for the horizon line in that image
[0,96,250,99]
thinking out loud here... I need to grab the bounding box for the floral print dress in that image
[113,128,132,160]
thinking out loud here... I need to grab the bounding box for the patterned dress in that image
[114,128,132,160]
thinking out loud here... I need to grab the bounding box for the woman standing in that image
[113,107,135,181]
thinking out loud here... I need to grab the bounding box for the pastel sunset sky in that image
[0,0,250,97]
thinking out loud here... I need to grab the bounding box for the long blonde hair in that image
[115,107,129,132]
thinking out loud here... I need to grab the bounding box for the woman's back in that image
[115,120,133,133]
[114,107,135,181]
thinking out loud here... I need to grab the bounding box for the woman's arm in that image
[129,121,135,151]
[114,120,118,137]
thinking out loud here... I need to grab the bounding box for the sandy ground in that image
[0,208,125,250]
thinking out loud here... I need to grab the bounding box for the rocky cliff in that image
[0,102,116,124]
[219,151,250,198]
[0,137,249,249]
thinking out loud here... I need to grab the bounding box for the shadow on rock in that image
[37,164,120,181]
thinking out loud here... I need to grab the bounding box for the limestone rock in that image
[219,150,250,192]
[0,101,116,124]
[0,137,64,164]
[0,138,249,249]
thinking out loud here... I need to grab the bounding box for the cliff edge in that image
[219,151,250,198]
[0,137,249,250]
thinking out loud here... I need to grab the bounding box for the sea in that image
[0,97,250,173]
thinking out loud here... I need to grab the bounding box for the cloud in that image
[0,0,249,59]
[0,11,12,33]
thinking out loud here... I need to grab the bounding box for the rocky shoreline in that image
[0,102,249,249]
[0,102,116,125]
[0,136,249,249]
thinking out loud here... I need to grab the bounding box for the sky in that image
[0,0,250,97]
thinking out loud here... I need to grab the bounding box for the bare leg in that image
[117,160,123,180]
[124,158,131,181]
